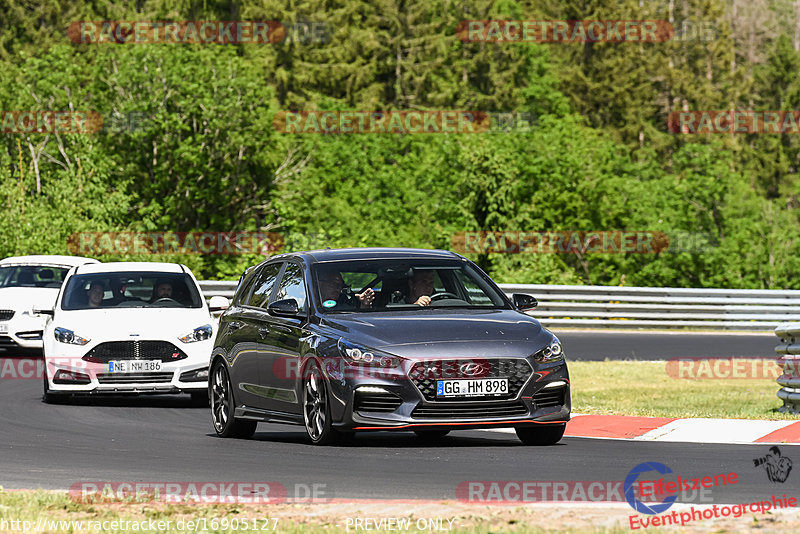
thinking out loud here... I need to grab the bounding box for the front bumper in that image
[44,361,208,394]
[323,357,571,431]
[44,340,212,395]
[0,314,46,351]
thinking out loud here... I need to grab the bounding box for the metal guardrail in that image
[774,323,800,414]
[503,284,800,331]
[197,281,800,331]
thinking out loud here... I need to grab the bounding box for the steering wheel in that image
[152,297,179,304]
[430,292,459,302]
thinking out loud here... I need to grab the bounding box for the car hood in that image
[53,308,213,342]
[0,287,60,312]
[319,309,553,359]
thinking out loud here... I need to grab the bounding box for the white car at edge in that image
[0,255,99,353]
[41,261,228,403]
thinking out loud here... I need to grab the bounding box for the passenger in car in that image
[318,271,374,309]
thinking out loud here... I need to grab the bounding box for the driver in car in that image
[150,281,173,303]
[407,269,435,307]
[86,281,105,308]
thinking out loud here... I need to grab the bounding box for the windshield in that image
[61,272,203,310]
[0,265,69,288]
[312,259,508,313]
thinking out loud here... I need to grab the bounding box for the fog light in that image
[180,368,209,382]
[53,369,91,385]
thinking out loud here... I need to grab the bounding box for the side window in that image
[233,268,257,305]
[272,263,307,313]
[245,263,283,308]
[454,270,494,305]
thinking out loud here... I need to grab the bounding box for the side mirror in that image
[268,298,300,317]
[208,296,230,312]
[33,307,54,316]
[512,293,538,311]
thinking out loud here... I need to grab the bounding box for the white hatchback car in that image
[41,262,228,403]
[0,255,99,353]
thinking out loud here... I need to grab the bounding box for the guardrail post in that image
[775,323,800,414]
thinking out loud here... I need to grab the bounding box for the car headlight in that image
[535,336,564,364]
[337,338,401,368]
[179,324,213,343]
[54,327,90,345]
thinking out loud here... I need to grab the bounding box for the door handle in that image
[258,327,270,339]
[228,321,244,332]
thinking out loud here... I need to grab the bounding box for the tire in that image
[190,390,210,407]
[515,423,566,445]
[210,361,256,438]
[42,372,66,404]
[413,429,450,440]
[302,359,348,445]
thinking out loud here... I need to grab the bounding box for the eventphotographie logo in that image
[753,447,793,483]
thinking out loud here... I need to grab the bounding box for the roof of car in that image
[74,262,187,275]
[0,255,99,267]
[276,247,463,263]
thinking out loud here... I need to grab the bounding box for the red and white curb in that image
[486,414,800,444]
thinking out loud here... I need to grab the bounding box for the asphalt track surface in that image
[0,330,789,504]
[1,366,796,504]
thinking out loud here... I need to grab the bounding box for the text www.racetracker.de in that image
[0,517,280,532]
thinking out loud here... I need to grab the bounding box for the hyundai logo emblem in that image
[460,362,486,376]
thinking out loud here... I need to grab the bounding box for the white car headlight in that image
[179,324,213,343]
[54,327,90,345]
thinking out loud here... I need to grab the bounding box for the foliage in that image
[0,0,798,287]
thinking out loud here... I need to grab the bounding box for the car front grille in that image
[0,335,18,348]
[0,310,15,321]
[533,386,566,408]
[96,372,174,384]
[408,358,532,401]
[83,341,188,363]
[354,390,403,414]
[412,400,529,419]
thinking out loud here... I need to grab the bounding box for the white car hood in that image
[0,287,60,312]
[54,307,213,342]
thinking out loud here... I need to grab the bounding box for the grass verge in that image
[569,360,796,420]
